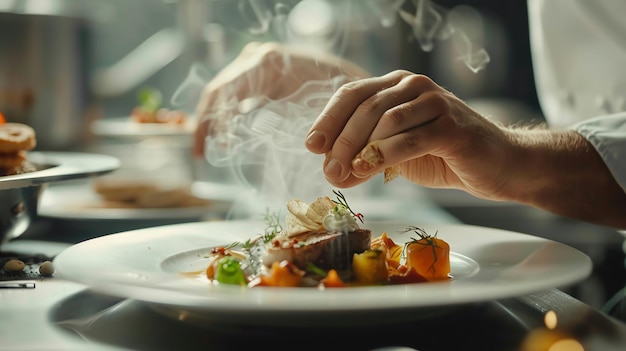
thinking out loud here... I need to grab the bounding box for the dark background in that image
[417,0,541,110]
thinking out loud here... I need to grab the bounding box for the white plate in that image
[91,116,197,138]
[38,181,236,221]
[53,221,592,326]
[0,152,120,190]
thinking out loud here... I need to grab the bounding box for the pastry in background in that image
[0,119,37,176]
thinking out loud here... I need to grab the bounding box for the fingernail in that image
[324,159,344,180]
[361,144,384,166]
[352,157,373,177]
[306,130,326,149]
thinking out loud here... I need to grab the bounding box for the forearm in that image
[506,128,626,229]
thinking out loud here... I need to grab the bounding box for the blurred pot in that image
[0,12,92,151]
[0,185,44,246]
[0,10,191,151]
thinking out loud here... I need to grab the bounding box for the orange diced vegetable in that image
[256,260,303,287]
[405,228,450,281]
[320,269,346,288]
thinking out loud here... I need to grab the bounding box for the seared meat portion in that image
[263,228,372,279]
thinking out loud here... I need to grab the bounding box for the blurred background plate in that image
[37,177,242,222]
[35,179,239,242]
[90,115,197,139]
[0,152,120,190]
[37,180,232,221]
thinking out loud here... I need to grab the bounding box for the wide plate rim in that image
[52,220,593,320]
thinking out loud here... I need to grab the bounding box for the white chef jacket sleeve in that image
[572,113,626,193]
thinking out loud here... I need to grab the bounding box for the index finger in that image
[305,70,411,155]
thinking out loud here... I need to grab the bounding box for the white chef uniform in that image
[527,0,626,193]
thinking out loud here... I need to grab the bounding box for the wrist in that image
[503,127,626,226]
[502,127,582,205]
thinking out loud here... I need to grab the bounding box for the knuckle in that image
[389,69,414,79]
[422,91,451,110]
[402,74,436,90]
[257,41,281,54]
[334,134,360,151]
[336,82,363,98]
[436,113,459,131]
[382,105,411,128]
[256,43,285,68]
[242,41,262,53]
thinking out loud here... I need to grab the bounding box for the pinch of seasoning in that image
[39,261,55,276]
[384,165,401,183]
[4,259,25,272]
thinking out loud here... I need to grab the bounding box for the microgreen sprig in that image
[401,226,440,244]
[261,207,282,242]
[238,208,282,251]
[332,190,364,223]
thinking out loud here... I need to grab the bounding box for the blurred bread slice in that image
[92,180,159,202]
[135,188,190,208]
[92,179,212,209]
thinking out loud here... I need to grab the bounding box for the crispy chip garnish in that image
[306,197,335,223]
[283,197,335,237]
[286,200,317,227]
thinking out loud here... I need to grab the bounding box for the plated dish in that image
[53,220,592,326]
[91,116,197,138]
[0,151,120,190]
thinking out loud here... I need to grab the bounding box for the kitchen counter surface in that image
[1,264,625,351]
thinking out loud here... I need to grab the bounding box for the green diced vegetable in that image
[214,256,247,285]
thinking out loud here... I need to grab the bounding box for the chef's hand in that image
[305,70,517,200]
[305,69,626,228]
[193,41,369,158]
[306,71,626,229]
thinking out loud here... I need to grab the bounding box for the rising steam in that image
[172,0,491,217]
[203,77,348,217]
